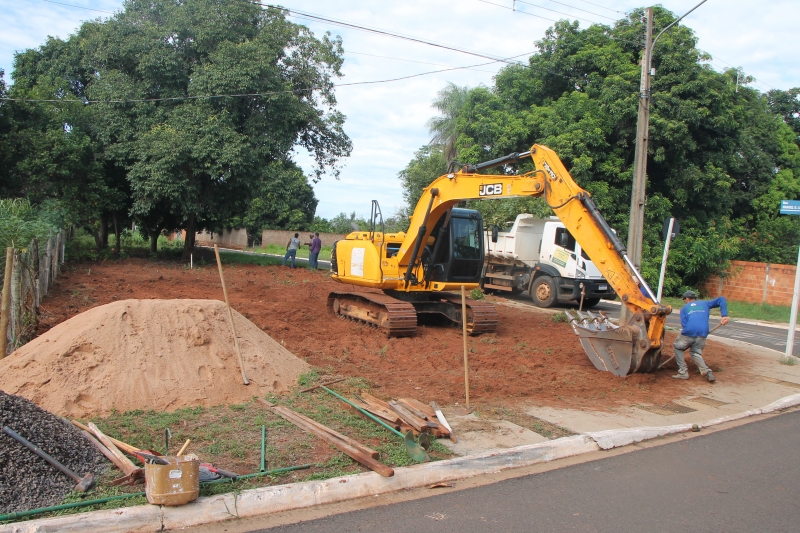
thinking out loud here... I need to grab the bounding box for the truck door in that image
[551,227,579,278]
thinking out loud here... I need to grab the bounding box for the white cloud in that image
[3,0,799,220]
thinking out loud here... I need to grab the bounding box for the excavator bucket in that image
[564,310,662,377]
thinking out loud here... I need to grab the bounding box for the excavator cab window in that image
[425,209,483,283]
[450,214,483,279]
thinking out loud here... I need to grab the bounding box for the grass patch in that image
[38,374,456,523]
[779,355,798,366]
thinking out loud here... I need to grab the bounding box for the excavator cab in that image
[425,208,484,284]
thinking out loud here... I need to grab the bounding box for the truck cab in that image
[483,214,616,307]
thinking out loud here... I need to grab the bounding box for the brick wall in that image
[261,230,347,248]
[702,260,797,306]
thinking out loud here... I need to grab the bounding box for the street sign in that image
[780,200,800,215]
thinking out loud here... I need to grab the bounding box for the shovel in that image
[658,322,727,370]
[316,386,429,463]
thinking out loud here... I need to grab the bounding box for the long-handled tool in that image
[3,426,95,492]
[214,244,249,385]
[658,322,727,370]
[315,386,429,462]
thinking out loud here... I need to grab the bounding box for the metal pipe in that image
[260,425,266,473]
[462,151,532,173]
[622,254,658,302]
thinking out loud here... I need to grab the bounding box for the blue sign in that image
[780,200,800,215]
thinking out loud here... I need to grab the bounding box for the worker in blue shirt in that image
[673,290,729,382]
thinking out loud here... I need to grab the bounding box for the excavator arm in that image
[395,144,671,375]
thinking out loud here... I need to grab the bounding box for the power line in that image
[478,0,559,22]
[534,0,619,21]
[514,0,607,25]
[570,0,626,15]
[262,3,524,66]
[345,50,504,74]
[38,0,115,14]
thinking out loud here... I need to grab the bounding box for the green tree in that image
[8,0,351,257]
[402,8,800,294]
[427,82,470,171]
[398,145,447,211]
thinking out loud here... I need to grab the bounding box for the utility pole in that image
[621,6,653,326]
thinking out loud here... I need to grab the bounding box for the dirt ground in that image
[33,256,752,413]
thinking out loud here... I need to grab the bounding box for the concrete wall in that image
[702,260,796,306]
[261,229,347,248]
[195,228,249,250]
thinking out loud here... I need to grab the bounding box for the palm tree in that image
[426,82,470,172]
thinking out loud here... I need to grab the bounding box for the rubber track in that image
[327,291,418,337]
[437,292,499,335]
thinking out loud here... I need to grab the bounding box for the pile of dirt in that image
[0,391,108,514]
[0,299,309,417]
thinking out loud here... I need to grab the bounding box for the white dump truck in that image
[481,214,616,307]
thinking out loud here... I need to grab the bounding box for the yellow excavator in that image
[328,144,672,376]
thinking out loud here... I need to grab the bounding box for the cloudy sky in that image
[2,0,798,220]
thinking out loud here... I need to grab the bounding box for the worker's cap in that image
[682,290,698,299]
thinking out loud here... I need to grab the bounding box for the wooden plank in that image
[258,399,392,477]
[71,420,140,455]
[271,405,379,459]
[81,431,129,473]
[397,399,431,420]
[357,393,401,423]
[387,401,427,433]
[403,399,437,420]
[87,422,139,475]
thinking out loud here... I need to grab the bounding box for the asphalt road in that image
[503,293,800,357]
[242,411,800,533]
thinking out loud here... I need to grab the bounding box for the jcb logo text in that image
[479,183,503,196]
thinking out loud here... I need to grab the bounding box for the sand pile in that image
[0,299,309,417]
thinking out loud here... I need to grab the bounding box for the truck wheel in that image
[530,276,557,307]
[582,298,601,308]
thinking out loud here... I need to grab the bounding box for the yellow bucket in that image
[144,456,199,506]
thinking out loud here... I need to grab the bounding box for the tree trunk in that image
[146,226,159,254]
[183,213,196,260]
[93,214,109,250]
[113,212,121,255]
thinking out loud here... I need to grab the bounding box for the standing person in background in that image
[283,233,300,268]
[308,232,322,270]
[672,290,729,382]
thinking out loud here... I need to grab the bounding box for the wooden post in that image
[214,245,249,385]
[0,247,13,358]
[461,285,470,408]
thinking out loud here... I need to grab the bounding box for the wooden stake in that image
[214,244,249,385]
[461,285,470,408]
[0,247,13,359]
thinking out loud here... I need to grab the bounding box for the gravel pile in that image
[0,390,108,514]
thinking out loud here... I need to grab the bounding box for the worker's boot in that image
[705,370,716,383]
[672,372,689,380]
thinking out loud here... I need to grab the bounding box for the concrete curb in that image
[7,393,800,533]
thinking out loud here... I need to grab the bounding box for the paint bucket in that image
[144,456,199,506]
